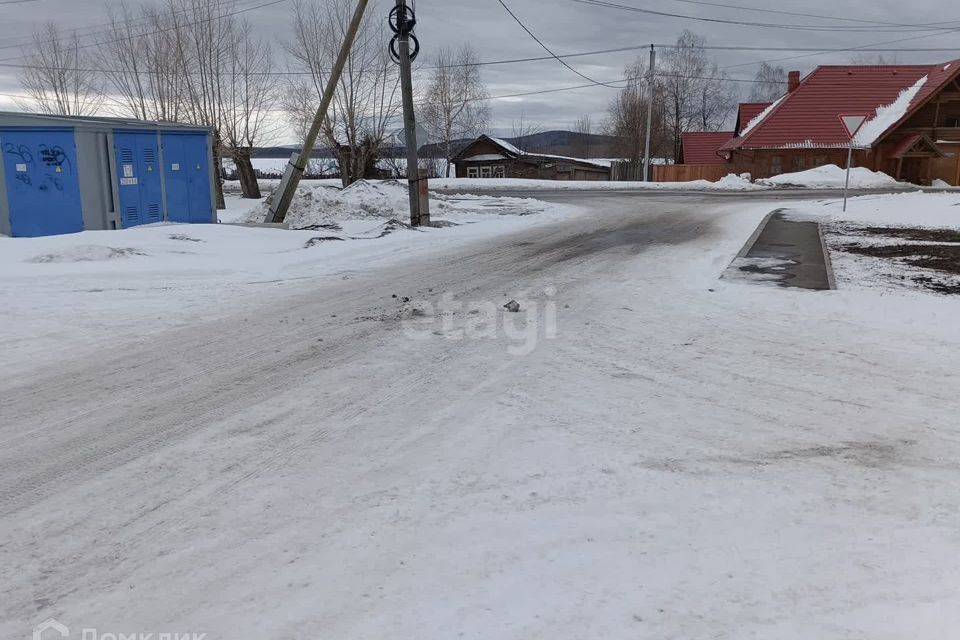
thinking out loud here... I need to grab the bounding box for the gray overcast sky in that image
[0,0,958,141]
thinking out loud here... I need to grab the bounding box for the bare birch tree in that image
[286,0,401,186]
[749,62,786,103]
[510,112,543,153]
[419,45,490,177]
[220,20,276,199]
[97,2,186,122]
[19,22,102,116]
[605,57,665,162]
[168,0,235,209]
[695,65,737,132]
[573,114,592,158]
[100,3,185,122]
[659,30,735,160]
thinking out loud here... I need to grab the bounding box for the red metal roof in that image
[680,131,734,164]
[735,102,772,134]
[723,60,960,151]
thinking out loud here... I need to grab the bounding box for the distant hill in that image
[254,130,624,161]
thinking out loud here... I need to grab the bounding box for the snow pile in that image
[759,164,901,189]
[246,179,570,229]
[251,180,409,227]
[712,173,758,189]
[854,75,928,147]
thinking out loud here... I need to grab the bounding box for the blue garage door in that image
[162,132,213,224]
[114,131,163,228]
[1,128,83,237]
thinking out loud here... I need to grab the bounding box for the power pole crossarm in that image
[267,0,369,224]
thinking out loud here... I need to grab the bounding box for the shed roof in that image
[735,102,772,135]
[453,134,610,169]
[0,110,211,132]
[721,60,960,152]
[680,131,734,164]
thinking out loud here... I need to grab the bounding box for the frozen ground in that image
[3,190,960,639]
[785,191,960,293]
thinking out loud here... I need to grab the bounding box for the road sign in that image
[839,113,871,140]
[838,113,872,213]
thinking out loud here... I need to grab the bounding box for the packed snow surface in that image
[4,189,960,639]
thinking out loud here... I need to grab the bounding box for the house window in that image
[945,117,960,128]
[557,164,573,173]
[771,155,783,175]
[480,166,492,178]
[467,167,479,178]
[494,165,505,178]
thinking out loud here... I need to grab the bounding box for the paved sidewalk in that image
[725,209,835,290]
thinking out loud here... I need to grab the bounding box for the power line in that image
[2,41,958,78]
[722,24,960,70]
[495,0,617,87]
[655,0,949,29]
[570,0,960,33]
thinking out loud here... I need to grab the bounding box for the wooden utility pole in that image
[267,0,369,224]
[643,44,656,182]
[393,0,429,226]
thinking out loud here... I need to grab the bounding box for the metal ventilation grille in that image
[146,204,161,222]
[125,206,140,224]
[143,148,156,163]
[120,148,134,164]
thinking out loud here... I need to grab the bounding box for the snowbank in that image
[243,180,565,229]
[430,174,768,191]
[759,164,901,189]
[789,190,960,228]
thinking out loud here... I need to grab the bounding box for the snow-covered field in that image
[4,187,960,639]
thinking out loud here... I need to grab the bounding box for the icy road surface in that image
[2,193,960,639]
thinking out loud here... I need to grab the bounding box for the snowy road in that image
[3,193,960,639]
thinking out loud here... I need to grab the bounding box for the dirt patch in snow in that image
[28,246,147,263]
[836,227,960,294]
[860,227,960,243]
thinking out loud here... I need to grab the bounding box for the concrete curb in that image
[735,208,782,259]
[816,219,838,290]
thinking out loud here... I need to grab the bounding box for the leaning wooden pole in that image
[267,0,369,224]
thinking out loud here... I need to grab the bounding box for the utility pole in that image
[643,44,656,182]
[267,0,369,224]
[391,0,429,226]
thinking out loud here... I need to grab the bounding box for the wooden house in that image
[719,61,960,185]
[451,135,610,181]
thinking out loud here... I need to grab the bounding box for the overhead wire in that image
[495,0,618,87]
[570,0,960,33]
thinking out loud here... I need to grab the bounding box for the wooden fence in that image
[651,164,730,183]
